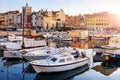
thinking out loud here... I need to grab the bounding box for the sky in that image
[0,0,120,16]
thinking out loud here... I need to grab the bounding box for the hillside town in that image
[0,3,120,34]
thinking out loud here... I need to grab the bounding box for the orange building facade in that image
[65,15,81,28]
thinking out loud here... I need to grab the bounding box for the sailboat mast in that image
[7,12,9,41]
[21,6,25,49]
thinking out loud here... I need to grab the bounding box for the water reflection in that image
[0,58,29,80]
[93,60,120,76]
[0,51,4,57]
[93,64,117,76]
[1,57,120,80]
[24,64,36,73]
[102,60,120,69]
[34,64,89,80]
[3,60,22,67]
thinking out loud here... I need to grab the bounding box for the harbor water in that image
[1,39,120,80]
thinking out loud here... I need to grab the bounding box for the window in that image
[67,58,72,61]
[59,59,65,63]
[57,19,61,21]
[41,17,43,19]
[51,58,57,62]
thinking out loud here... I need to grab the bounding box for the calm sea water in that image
[1,57,120,80]
[1,40,120,80]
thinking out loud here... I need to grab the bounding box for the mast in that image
[21,6,25,49]
[6,12,9,41]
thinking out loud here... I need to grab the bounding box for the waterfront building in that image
[31,10,56,31]
[42,10,56,31]
[42,9,65,31]
[84,12,112,33]
[22,3,32,29]
[65,15,82,29]
[31,9,65,31]
[1,4,120,33]
[31,12,37,29]
[0,13,5,28]
[14,13,21,28]
[4,10,19,27]
[80,15,86,28]
[33,10,44,31]
[55,9,66,28]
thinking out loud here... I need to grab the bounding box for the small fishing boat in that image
[30,51,89,73]
[102,49,120,61]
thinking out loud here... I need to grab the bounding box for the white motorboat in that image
[34,64,89,80]
[23,47,77,61]
[30,51,89,73]
[0,39,46,51]
[23,47,52,61]
[3,50,23,60]
[24,47,95,62]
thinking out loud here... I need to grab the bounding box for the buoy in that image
[105,55,109,61]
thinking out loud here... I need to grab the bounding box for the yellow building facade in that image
[0,13,5,28]
[85,12,111,31]
[43,15,56,30]
[55,9,66,27]
[35,9,65,31]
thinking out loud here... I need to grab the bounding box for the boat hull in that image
[31,58,89,73]
[115,54,120,59]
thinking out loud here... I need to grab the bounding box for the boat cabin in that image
[47,53,75,65]
[47,51,86,65]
